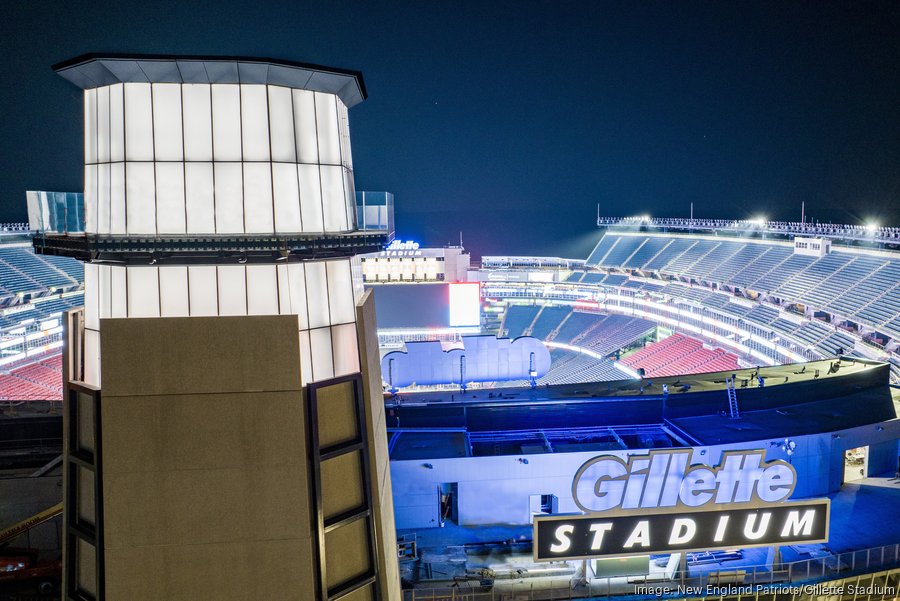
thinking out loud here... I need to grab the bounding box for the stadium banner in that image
[533,449,830,562]
[533,498,830,561]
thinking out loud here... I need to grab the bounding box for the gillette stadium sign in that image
[533,450,830,561]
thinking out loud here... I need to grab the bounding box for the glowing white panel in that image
[326,260,354,324]
[293,89,318,164]
[84,165,98,233]
[111,266,127,318]
[246,265,278,315]
[83,264,99,331]
[152,84,183,161]
[110,163,126,234]
[242,163,274,233]
[126,162,156,235]
[212,84,242,161]
[309,327,334,382]
[314,92,341,165]
[298,164,324,232]
[320,165,347,231]
[187,266,218,316]
[298,330,313,387]
[126,267,161,318]
[155,163,186,234]
[337,101,353,169]
[109,84,125,162]
[98,265,112,320]
[183,84,213,161]
[214,162,244,233]
[342,167,356,230]
[331,323,360,377]
[159,266,189,317]
[267,85,296,162]
[216,266,247,316]
[272,162,302,232]
[124,83,154,161]
[185,162,216,233]
[240,85,270,161]
[278,263,309,329]
[97,163,111,235]
[84,89,97,164]
[97,85,110,163]
[304,261,330,329]
[449,282,481,326]
[83,329,101,388]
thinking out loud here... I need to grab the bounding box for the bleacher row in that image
[586,233,900,339]
[0,355,63,401]
[621,333,740,378]
[0,244,83,300]
[0,292,85,333]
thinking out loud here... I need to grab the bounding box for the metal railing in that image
[403,543,900,600]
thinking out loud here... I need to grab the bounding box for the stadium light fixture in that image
[749,217,766,226]
[864,222,879,233]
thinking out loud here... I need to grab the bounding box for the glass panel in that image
[309,326,335,382]
[75,392,95,455]
[126,267,161,318]
[240,84,270,161]
[97,85,110,163]
[246,265,278,315]
[185,162,216,233]
[213,162,244,233]
[298,164,324,233]
[155,163,186,234]
[268,85,296,162]
[152,83,184,161]
[293,89,318,164]
[321,165,348,231]
[83,329,101,388]
[217,265,247,316]
[159,266,189,317]
[111,265,127,318]
[75,538,97,596]
[124,83,154,161]
[76,465,96,526]
[272,162,302,233]
[326,259,355,325]
[304,261,330,329]
[83,264,99,331]
[183,84,213,161]
[188,266,218,316]
[125,162,156,235]
[84,88,97,164]
[299,330,313,387]
[109,83,125,162]
[343,167,357,233]
[110,162,126,234]
[242,163,274,234]
[332,323,360,377]
[97,163,110,235]
[84,165,98,233]
[279,263,309,329]
[212,84,242,161]
[98,265,111,320]
[321,450,364,518]
[314,92,341,165]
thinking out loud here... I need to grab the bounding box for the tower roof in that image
[52,53,367,107]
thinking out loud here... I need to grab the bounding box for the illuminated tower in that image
[31,55,399,601]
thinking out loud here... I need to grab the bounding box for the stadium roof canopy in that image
[52,53,367,107]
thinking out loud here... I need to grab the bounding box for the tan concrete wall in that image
[356,290,402,601]
[99,315,316,601]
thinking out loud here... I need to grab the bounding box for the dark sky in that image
[2,1,898,259]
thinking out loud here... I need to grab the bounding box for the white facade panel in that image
[314,92,341,166]
[246,265,279,315]
[187,266,218,316]
[326,259,355,325]
[97,163,111,235]
[211,84,242,161]
[184,162,216,233]
[304,261,330,329]
[84,165,98,233]
[309,327,334,382]
[272,162,302,233]
[279,263,310,330]
[84,89,97,164]
[240,85,270,161]
[331,323,360,377]
[320,165,348,231]
[124,83,154,161]
[216,266,247,316]
[110,267,127,318]
[298,164,324,233]
[293,89,318,164]
[83,329,101,388]
[83,264,100,331]
[268,85,296,162]
[182,84,213,161]
[155,163,186,234]
[97,86,110,163]
[152,83,184,161]
[213,162,244,233]
[97,265,112,321]
[125,162,156,235]
[126,267,161,318]
[110,163,126,235]
[298,330,313,387]
[242,162,274,233]
[109,84,125,162]
[159,266,190,317]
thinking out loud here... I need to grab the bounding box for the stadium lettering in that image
[572,450,795,512]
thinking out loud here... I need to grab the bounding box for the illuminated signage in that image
[448,283,480,327]
[534,449,830,561]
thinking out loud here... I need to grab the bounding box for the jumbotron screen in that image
[371,282,481,329]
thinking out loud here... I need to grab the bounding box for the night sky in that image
[2,1,898,258]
